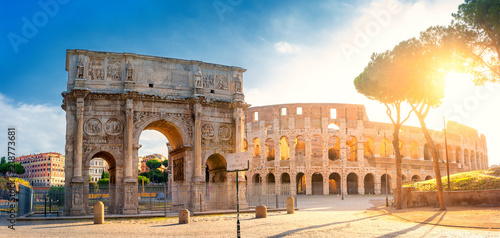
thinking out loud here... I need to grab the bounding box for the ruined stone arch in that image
[279,136,290,160]
[265,138,275,161]
[295,136,306,158]
[252,138,261,157]
[346,136,357,161]
[242,139,248,152]
[328,136,340,161]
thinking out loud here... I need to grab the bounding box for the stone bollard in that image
[94,201,104,224]
[255,205,267,218]
[179,209,190,224]
[287,196,294,214]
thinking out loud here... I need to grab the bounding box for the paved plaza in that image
[1,195,498,237]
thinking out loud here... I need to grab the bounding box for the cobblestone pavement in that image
[1,195,498,237]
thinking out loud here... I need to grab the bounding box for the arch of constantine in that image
[244,104,488,196]
[62,50,248,215]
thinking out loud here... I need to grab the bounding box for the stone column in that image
[124,99,134,182]
[306,173,312,195]
[193,102,203,182]
[323,174,329,195]
[73,97,85,182]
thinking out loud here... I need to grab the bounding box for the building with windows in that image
[244,103,488,196]
[15,152,65,188]
[89,158,109,182]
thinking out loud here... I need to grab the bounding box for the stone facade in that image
[62,50,248,215]
[244,104,488,196]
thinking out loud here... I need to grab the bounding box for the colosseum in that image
[243,103,488,196]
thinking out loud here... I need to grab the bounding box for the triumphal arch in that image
[62,49,248,215]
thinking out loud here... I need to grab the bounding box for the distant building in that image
[89,158,109,182]
[15,152,65,188]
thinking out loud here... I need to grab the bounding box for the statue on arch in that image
[76,58,84,78]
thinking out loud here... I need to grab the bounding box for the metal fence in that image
[16,182,297,217]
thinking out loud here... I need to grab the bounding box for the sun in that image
[443,71,474,100]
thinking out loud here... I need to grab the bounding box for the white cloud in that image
[0,94,66,158]
[138,130,169,157]
[274,41,301,54]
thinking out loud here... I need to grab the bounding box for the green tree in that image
[451,0,500,83]
[138,176,150,184]
[48,186,65,206]
[0,157,6,165]
[146,159,162,171]
[14,163,25,175]
[97,178,109,187]
[354,43,414,209]
[373,29,452,210]
[0,162,25,175]
[162,159,168,168]
[101,171,109,179]
[89,181,99,192]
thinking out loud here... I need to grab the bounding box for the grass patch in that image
[409,167,500,191]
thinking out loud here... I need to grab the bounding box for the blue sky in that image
[1,0,499,166]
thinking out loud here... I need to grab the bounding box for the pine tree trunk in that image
[414,112,446,210]
[392,125,403,209]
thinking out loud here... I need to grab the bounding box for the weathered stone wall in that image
[244,103,489,196]
[402,187,500,208]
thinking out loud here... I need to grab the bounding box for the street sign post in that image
[227,152,249,238]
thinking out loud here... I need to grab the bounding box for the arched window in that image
[265,138,275,161]
[279,136,289,160]
[328,136,340,161]
[295,136,305,158]
[242,139,248,152]
[328,123,340,133]
[252,138,261,157]
[346,136,357,161]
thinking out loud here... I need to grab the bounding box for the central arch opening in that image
[136,119,185,213]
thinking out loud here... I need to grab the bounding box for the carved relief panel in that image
[106,58,122,81]
[173,158,184,182]
[89,57,104,80]
[84,118,102,135]
[105,118,123,136]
